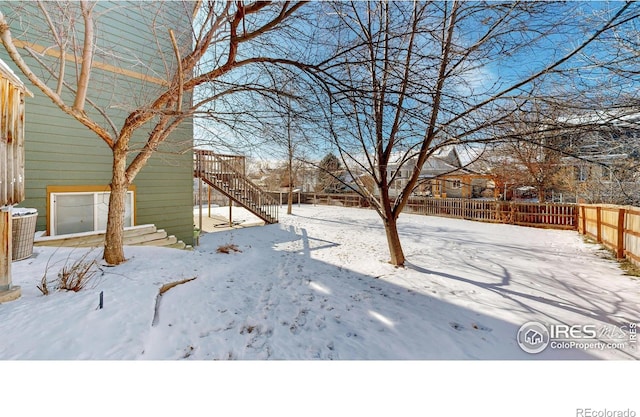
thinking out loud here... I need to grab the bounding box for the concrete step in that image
[34,224,189,250]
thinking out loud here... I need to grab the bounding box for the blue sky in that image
[193,1,639,162]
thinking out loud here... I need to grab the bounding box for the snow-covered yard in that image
[4,204,638,360]
[3,204,639,414]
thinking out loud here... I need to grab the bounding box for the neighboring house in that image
[0,2,195,244]
[386,147,496,199]
[246,161,319,193]
[558,111,640,205]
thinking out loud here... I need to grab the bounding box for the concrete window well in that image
[12,208,37,262]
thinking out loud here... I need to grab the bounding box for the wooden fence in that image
[2,59,31,298]
[303,193,367,208]
[299,194,577,229]
[404,198,578,229]
[1,71,29,206]
[579,204,640,267]
[264,192,369,208]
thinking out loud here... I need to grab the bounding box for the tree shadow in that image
[400,229,638,328]
[184,221,605,360]
[14,210,631,360]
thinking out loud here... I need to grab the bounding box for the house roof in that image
[421,157,460,176]
[0,58,33,97]
[558,110,640,129]
[386,145,484,178]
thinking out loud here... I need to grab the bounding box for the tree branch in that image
[168,28,183,113]
[0,10,115,148]
[73,0,95,112]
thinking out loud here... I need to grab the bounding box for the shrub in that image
[37,249,100,295]
[36,275,50,296]
[58,253,98,292]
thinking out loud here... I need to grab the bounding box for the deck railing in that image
[195,150,278,224]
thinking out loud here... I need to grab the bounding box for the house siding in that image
[1,1,195,245]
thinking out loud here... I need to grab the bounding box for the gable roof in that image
[558,109,640,129]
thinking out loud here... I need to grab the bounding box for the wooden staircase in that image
[194,150,278,224]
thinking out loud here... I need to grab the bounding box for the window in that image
[48,186,135,236]
[452,179,462,189]
[577,166,588,182]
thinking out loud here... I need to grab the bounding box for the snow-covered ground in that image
[2,204,639,414]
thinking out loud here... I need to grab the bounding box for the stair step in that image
[124,230,168,245]
[140,235,178,247]
[34,225,191,249]
[196,168,279,224]
[166,241,189,250]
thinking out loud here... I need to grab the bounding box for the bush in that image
[38,249,100,295]
[58,254,98,292]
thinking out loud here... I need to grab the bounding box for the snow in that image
[2,204,640,415]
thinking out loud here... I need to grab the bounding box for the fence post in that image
[0,209,11,292]
[0,207,21,302]
[596,206,602,243]
[580,205,586,234]
[617,208,626,259]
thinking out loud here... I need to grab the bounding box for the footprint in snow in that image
[449,322,492,332]
[450,322,464,331]
[471,323,492,332]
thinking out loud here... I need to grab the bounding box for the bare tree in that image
[553,3,640,204]
[486,100,571,202]
[0,1,306,264]
[306,1,635,266]
[260,75,316,215]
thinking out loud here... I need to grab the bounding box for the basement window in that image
[48,187,135,236]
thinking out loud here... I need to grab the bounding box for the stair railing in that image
[195,149,279,223]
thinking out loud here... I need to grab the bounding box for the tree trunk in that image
[287,164,293,214]
[287,117,293,215]
[104,148,129,265]
[383,216,405,267]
